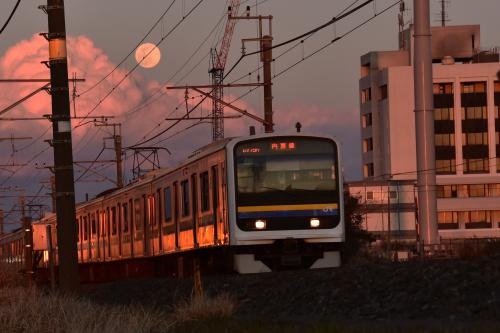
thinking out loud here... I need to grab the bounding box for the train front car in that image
[227,134,344,273]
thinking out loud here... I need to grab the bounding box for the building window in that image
[361,88,371,103]
[200,172,210,212]
[363,163,374,178]
[435,159,456,174]
[433,83,453,94]
[435,134,455,146]
[181,180,190,217]
[379,84,388,100]
[362,138,373,153]
[389,191,397,199]
[464,158,489,173]
[489,184,500,196]
[461,106,487,120]
[362,113,372,128]
[437,185,457,198]
[434,108,454,120]
[438,211,458,229]
[461,82,486,93]
[366,191,374,200]
[469,184,486,197]
[462,132,488,145]
[466,211,491,229]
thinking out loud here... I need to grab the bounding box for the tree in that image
[342,191,374,261]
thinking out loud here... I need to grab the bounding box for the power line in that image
[78,0,177,97]
[0,0,21,35]
[223,0,375,79]
[75,0,205,127]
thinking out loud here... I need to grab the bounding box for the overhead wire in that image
[78,0,177,97]
[75,0,205,128]
[0,0,21,35]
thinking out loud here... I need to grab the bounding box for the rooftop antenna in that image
[438,0,450,27]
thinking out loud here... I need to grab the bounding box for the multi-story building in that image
[350,24,500,240]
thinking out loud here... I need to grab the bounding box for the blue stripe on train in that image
[237,209,338,219]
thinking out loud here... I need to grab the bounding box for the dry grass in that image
[172,293,237,324]
[0,262,22,289]
[0,287,174,333]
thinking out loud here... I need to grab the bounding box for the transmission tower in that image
[209,1,241,142]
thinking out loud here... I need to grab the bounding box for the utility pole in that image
[42,0,79,291]
[261,35,273,132]
[0,209,3,235]
[413,0,439,246]
[232,12,274,133]
[20,196,33,275]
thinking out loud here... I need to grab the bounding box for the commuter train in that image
[2,133,344,274]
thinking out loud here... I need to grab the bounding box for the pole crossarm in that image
[167,83,266,90]
[190,87,272,126]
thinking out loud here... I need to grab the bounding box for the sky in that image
[1,0,500,229]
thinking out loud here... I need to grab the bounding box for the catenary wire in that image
[0,0,21,35]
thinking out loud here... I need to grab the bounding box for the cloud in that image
[0,34,361,208]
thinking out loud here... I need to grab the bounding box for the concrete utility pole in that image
[413,0,439,245]
[0,209,3,234]
[261,35,273,133]
[44,0,80,291]
[20,196,33,274]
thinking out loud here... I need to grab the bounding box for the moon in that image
[135,43,161,68]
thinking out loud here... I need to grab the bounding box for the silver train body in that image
[4,134,345,273]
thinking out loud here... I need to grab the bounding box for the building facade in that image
[351,24,500,240]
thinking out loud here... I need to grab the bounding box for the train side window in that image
[200,171,210,212]
[111,207,117,235]
[164,187,172,222]
[134,199,142,230]
[91,213,97,235]
[122,203,129,233]
[181,180,190,217]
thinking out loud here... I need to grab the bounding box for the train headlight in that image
[255,219,266,229]
[310,218,320,228]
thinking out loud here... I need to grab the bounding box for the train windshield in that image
[235,137,339,206]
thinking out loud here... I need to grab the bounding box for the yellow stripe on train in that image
[237,203,338,213]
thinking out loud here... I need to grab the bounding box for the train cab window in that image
[134,199,142,230]
[122,203,129,233]
[91,213,97,235]
[181,180,190,217]
[164,187,172,222]
[200,172,210,212]
[111,207,117,235]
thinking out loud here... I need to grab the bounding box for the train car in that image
[0,228,25,267]
[32,133,344,274]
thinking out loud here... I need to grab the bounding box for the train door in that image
[96,209,101,261]
[143,195,150,256]
[77,217,82,262]
[147,195,156,256]
[133,198,143,256]
[117,203,123,257]
[105,208,111,260]
[173,181,179,250]
[211,165,219,245]
[191,174,198,248]
[121,202,131,257]
[129,199,134,257]
[110,206,118,258]
[90,213,98,260]
[156,189,163,253]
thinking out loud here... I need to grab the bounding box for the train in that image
[1,133,344,275]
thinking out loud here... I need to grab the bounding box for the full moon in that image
[135,43,161,68]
